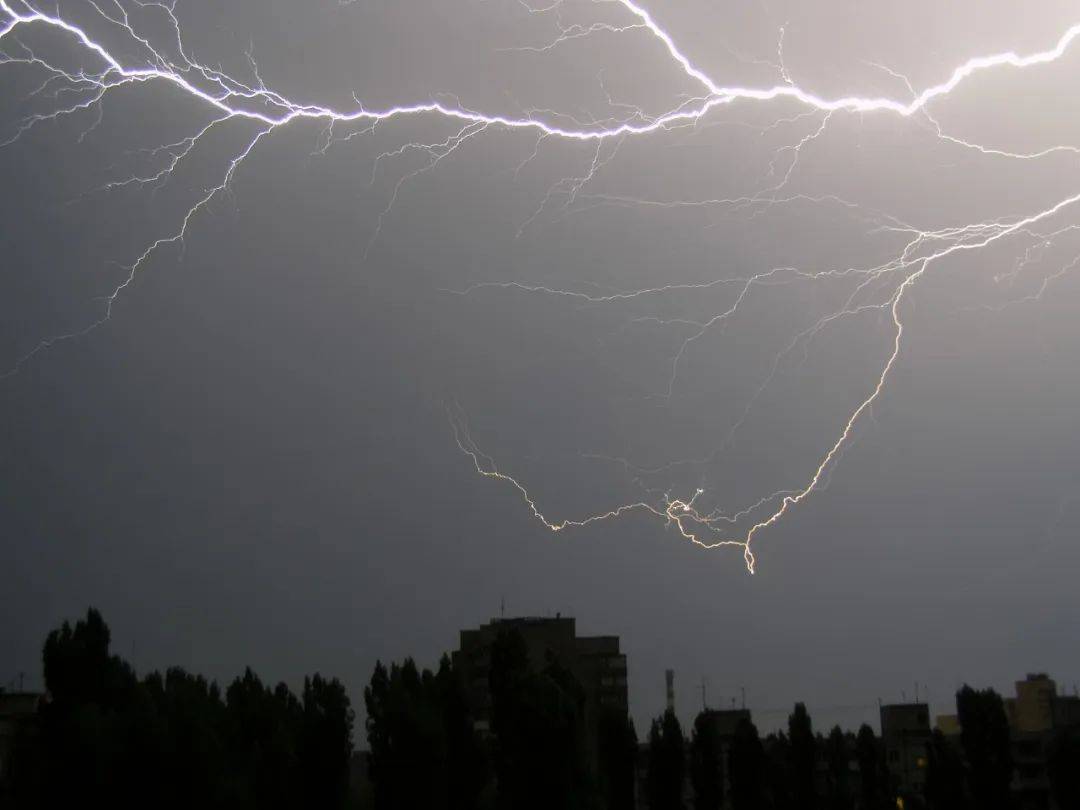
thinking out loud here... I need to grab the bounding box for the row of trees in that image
[5,609,354,809]
[645,703,886,810]
[8,609,1080,809]
[645,688,1080,810]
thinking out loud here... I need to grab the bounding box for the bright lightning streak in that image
[5,0,1080,139]
[452,186,1080,573]
[4,0,1080,570]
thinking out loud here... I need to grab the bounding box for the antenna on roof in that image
[500,596,505,619]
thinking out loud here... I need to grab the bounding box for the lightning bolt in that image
[4,0,1080,570]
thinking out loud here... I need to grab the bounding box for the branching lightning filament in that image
[4,0,1080,571]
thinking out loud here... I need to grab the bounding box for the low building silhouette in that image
[880,702,930,799]
[0,692,42,795]
[1008,673,1058,733]
[1008,673,1058,807]
[935,712,961,738]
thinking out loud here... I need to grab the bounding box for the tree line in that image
[3,608,354,809]
[646,690,1079,810]
[5,609,1080,809]
[644,702,883,810]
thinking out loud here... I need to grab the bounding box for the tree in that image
[763,732,793,810]
[299,674,354,808]
[956,686,1013,810]
[924,729,967,810]
[42,608,124,708]
[224,667,305,809]
[489,628,593,810]
[144,666,228,806]
[647,708,686,810]
[1047,729,1080,810]
[435,655,488,810]
[365,658,451,810]
[728,717,765,810]
[38,608,151,808]
[855,724,884,810]
[788,703,818,809]
[598,707,637,810]
[822,726,852,810]
[690,711,723,810]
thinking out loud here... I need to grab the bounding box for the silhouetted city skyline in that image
[5,608,1080,808]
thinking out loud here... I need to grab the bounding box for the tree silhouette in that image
[143,667,228,805]
[763,732,793,810]
[822,726,852,810]
[924,728,967,810]
[689,711,723,810]
[1047,728,1080,810]
[365,658,452,810]
[956,685,1013,810]
[788,703,817,809]
[728,717,765,810]
[300,674,354,808]
[38,608,151,807]
[647,708,686,810]
[855,724,885,810]
[435,654,488,810]
[597,706,638,810]
[488,628,592,810]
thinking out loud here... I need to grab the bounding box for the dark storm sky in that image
[3,0,1080,735]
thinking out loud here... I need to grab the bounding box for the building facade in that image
[880,702,930,800]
